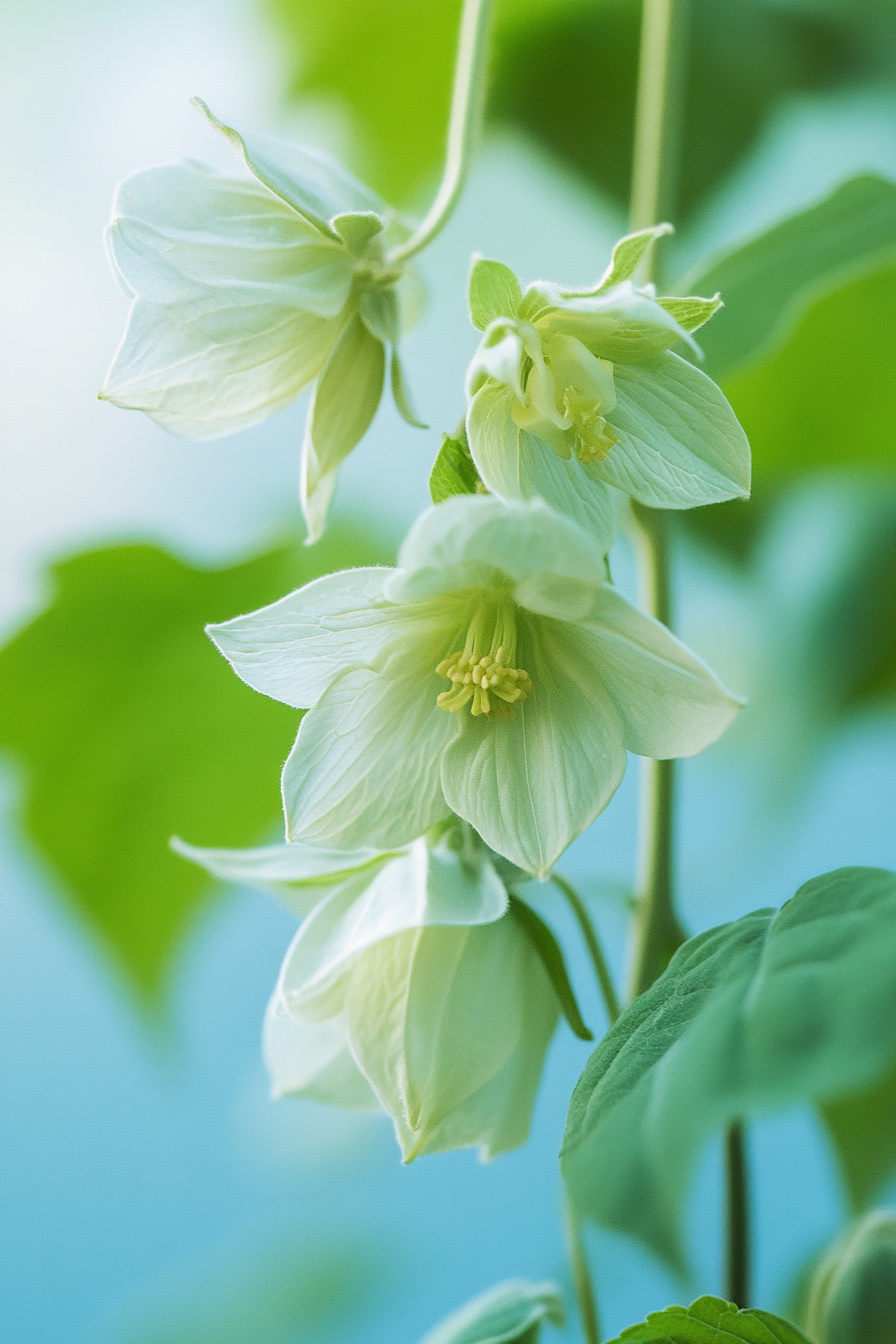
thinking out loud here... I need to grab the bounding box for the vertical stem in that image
[565,1194,601,1344]
[627,505,687,1000]
[388,0,493,263]
[725,1123,751,1306]
[552,874,620,1025]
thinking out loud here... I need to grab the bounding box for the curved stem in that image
[627,504,687,1000]
[725,1122,751,1306]
[552,874,620,1025]
[388,0,493,264]
[564,1193,601,1344]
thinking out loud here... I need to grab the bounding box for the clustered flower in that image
[107,111,748,1159]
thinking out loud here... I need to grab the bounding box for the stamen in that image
[562,386,619,464]
[436,604,533,720]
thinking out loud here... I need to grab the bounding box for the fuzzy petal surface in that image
[441,613,627,876]
[282,655,457,850]
[582,586,744,757]
[597,351,751,507]
[466,384,615,550]
[263,993,380,1109]
[534,279,696,361]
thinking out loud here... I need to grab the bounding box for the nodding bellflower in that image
[206,494,743,877]
[464,224,750,538]
[174,824,559,1160]
[100,100,424,542]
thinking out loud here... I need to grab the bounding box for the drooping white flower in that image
[207,493,743,877]
[174,825,560,1160]
[464,224,750,536]
[100,100,424,541]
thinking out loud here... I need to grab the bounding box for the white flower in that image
[100,100,423,541]
[207,494,743,877]
[174,825,559,1160]
[464,225,749,537]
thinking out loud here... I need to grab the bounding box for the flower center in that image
[561,386,620,464]
[436,600,533,720]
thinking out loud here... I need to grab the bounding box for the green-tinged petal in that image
[357,286,426,429]
[263,993,380,1109]
[468,256,524,331]
[543,333,617,415]
[588,223,673,293]
[345,914,557,1159]
[467,322,528,403]
[390,348,427,428]
[534,280,697,362]
[282,654,457,850]
[206,567,416,708]
[597,352,751,507]
[100,297,343,438]
[657,293,722,334]
[466,383,615,550]
[300,314,386,540]
[169,835,395,914]
[195,98,385,236]
[107,163,354,317]
[389,493,606,612]
[278,835,509,1014]
[420,1279,564,1344]
[581,585,744,758]
[442,613,627,876]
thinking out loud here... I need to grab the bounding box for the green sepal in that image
[331,211,384,257]
[469,256,524,330]
[657,293,723,334]
[509,895,593,1041]
[605,1295,812,1343]
[429,431,483,503]
[391,349,427,428]
[563,223,674,297]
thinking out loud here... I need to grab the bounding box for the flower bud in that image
[805,1210,896,1344]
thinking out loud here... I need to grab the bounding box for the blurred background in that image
[1,0,894,1340]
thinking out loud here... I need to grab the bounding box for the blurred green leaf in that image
[560,867,896,1271]
[430,431,483,502]
[605,1294,811,1343]
[804,1210,896,1344]
[722,259,896,478]
[680,175,896,382]
[820,1061,896,1212]
[419,1278,564,1344]
[0,526,388,997]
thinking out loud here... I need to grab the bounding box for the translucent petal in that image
[263,993,380,1110]
[534,279,697,361]
[441,613,627,877]
[596,351,751,507]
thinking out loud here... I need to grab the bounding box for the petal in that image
[441,613,627,876]
[207,568,412,708]
[535,279,698,361]
[278,836,508,1013]
[301,314,387,541]
[595,351,751,507]
[100,295,342,438]
[582,585,744,757]
[468,256,524,330]
[169,835,394,916]
[196,99,386,234]
[263,992,380,1110]
[107,163,354,317]
[466,383,616,551]
[282,655,457,850]
[542,333,617,415]
[466,322,527,403]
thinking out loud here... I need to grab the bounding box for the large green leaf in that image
[820,1060,896,1213]
[679,175,896,383]
[604,1295,811,1343]
[560,868,896,1271]
[0,526,388,997]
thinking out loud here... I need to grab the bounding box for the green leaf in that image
[560,867,896,1271]
[820,1060,896,1212]
[0,528,389,997]
[593,223,673,292]
[656,294,722,334]
[721,258,896,477]
[429,431,483,503]
[509,895,593,1041]
[605,1295,812,1343]
[680,175,896,383]
[469,257,524,331]
[419,1278,564,1344]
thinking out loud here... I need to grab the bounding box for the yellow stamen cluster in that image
[562,386,620,464]
[436,645,533,720]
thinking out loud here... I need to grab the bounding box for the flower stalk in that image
[389,0,493,264]
[565,1194,602,1344]
[552,873,620,1025]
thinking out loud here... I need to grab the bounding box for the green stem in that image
[388,0,493,264]
[552,874,620,1025]
[629,0,691,283]
[725,1123,751,1306]
[565,1194,601,1344]
[627,505,687,1001]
